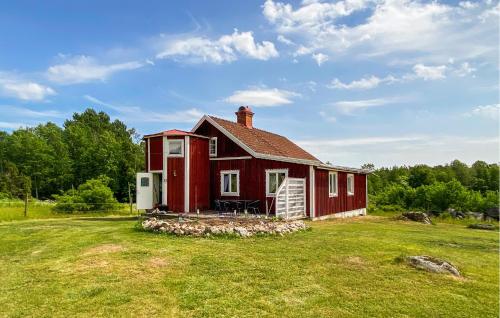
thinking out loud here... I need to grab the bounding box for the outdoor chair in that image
[228,200,243,214]
[246,200,260,215]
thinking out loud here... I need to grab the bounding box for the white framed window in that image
[266,169,288,197]
[328,171,338,197]
[347,173,354,196]
[220,170,239,196]
[209,137,217,157]
[167,139,184,157]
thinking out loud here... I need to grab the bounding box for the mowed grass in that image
[0,216,498,317]
[0,202,136,222]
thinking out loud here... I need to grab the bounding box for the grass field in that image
[0,215,498,317]
[0,201,137,222]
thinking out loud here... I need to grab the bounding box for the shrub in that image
[53,176,118,212]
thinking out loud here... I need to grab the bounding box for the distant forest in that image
[0,109,144,202]
[364,161,499,213]
[0,108,498,212]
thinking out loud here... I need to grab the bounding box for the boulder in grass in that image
[485,207,499,221]
[401,212,432,224]
[468,223,497,231]
[407,255,461,277]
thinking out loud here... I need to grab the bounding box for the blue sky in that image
[0,0,498,167]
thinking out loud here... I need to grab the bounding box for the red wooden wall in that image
[194,121,250,157]
[314,170,367,217]
[189,137,210,211]
[209,158,311,216]
[166,136,184,212]
[149,136,163,171]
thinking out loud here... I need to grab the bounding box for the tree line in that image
[0,108,498,213]
[364,160,499,213]
[0,109,144,202]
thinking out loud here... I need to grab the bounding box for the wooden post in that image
[128,182,133,215]
[24,191,28,218]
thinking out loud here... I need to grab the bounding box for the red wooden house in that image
[136,106,369,219]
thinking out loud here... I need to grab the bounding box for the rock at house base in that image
[407,255,461,277]
[401,212,432,224]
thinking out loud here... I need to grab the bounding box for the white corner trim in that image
[220,169,240,196]
[147,138,151,172]
[265,169,288,197]
[162,136,168,205]
[184,136,190,213]
[309,165,315,218]
[209,156,252,161]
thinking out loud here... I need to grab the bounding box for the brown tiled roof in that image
[209,116,320,162]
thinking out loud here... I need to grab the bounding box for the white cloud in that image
[0,121,26,129]
[277,35,294,45]
[224,88,299,107]
[330,61,476,90]
[293,45,313,56]
[263,0,498,64]
[318,111,337,123]
[412,64,447,80]
[333,97,399,114]
[329,75,389,90]
[0,72,56,101]
[464,104,500,120]
[459,1,478,9]
[0,105,65,118]
[156,29,278,63]
[84,95,203,123]
[47,55,145,84]
[312,53,328,66]
[453,62,476,77]
[297,135,499,167]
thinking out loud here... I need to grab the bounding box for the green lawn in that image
[0,202,136,222]
[0,216,498,317]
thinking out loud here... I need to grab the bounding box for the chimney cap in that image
[237,105,253,114]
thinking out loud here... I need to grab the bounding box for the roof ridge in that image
[208,115,286,138]
[207,115,320,162]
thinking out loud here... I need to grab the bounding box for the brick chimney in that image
[235,106,254,129]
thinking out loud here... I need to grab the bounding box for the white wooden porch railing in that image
[275,177,306,219]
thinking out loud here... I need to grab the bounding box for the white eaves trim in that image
[192,115,322,167]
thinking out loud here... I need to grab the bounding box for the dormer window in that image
[209,137,217,157]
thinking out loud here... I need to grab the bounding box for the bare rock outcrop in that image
[407,255,461,277]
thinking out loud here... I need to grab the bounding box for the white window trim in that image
[209,137,217,157]
[220,170,240,196]
[265,169,288,197]
[167,139,184,157]
[329,171,338,197]
[347,173,354,196]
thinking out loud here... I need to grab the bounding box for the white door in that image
[136,173,153,210]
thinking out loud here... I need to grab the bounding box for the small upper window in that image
[140,177,149,187]
[209,137,217,157]
[347,174,354,196]
[168,140,184,157]
[329,171,338,197]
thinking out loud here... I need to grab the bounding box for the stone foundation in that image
[312,208,367,221]
[142,217,308,237]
